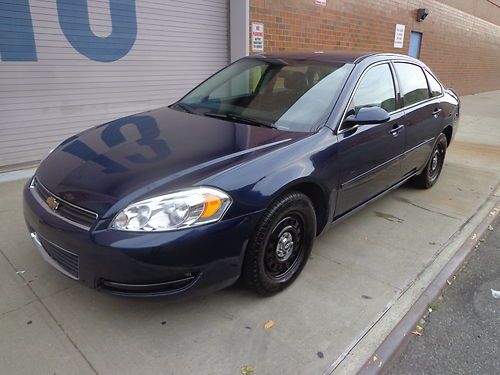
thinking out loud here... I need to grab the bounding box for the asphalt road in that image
[386,221,500,375]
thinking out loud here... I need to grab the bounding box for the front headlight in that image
[110,187,232,232]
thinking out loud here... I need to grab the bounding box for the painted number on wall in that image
[0,0,137,62]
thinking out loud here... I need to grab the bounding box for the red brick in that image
[249,0,500,95]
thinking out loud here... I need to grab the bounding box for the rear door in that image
[393,63,443,176]
[335,63,406,216]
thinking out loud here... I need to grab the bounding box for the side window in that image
[426,71,443,97]
[347,63,396,116]
[394,63,430,106]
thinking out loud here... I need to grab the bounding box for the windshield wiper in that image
[204,112,277,129]
[171,102,194,114]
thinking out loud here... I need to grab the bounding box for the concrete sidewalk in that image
[1,91,499,375]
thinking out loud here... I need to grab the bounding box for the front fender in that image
[204,128,340,224]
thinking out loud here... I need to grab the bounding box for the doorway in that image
[408,31,423,58]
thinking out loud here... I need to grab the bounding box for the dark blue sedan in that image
[24,51,460,298]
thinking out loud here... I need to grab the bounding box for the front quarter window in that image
[176,58,352,132]
[346,63,396,117]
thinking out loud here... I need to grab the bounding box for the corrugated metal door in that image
[0,0,229,169]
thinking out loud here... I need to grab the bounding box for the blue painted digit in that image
[101,115,170,164]
[0,0,37,61]
[57,0,137,62]
[62,140,128,174]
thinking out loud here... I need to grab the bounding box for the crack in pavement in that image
[0,247,99,375]
[393,196,461,220]
[0,300,38,319]
[374,211,404,224]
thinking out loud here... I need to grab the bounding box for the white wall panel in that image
[0,0,229,168]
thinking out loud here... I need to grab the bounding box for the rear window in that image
[426,71,443,97]
[394,63,430,106]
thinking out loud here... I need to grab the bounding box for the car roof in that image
[249,51,418,65]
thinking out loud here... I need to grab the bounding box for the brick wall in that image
[249,0,500,95]
[436,0,500,26]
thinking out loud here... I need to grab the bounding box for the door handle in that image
[432,108,442,117]
[389,124,404,137]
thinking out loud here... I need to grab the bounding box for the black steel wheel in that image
[412,133,447,189]
[242,191,316,296]
[264,214,304,280]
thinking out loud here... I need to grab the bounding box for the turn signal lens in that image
[201,194,223,218]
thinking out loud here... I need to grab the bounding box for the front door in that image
[335,63,406,216]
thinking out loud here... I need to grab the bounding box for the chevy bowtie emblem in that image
[46,196,59,211]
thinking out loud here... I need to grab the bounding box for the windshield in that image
[175,58,353,132]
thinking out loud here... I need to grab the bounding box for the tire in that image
[242,191,316,296]
[412,133,448,189]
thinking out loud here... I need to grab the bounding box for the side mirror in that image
[341,106,390,133]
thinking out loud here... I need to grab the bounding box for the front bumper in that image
[23,182,262,298]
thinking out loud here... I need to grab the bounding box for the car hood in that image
[36,107,310,217]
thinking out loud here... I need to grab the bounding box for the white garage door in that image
[0,0,229,169]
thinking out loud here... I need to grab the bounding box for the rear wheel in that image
[412,133,447,189]
[242,191,316,296]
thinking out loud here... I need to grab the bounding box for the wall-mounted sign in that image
[251,22,264,52]
[315,0,327,5]
[394,24,405,48]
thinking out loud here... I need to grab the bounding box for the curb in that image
[357,198,500,375]
[0,168,36,184]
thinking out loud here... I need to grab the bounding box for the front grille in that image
[38,235,79,279]
[32,178,98,228]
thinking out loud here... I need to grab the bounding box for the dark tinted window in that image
[426,71,443,97]
[394,63,430,106]
[178,58,352,132]
[347,63,396,115]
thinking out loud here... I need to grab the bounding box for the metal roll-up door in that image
[0,0,229,170]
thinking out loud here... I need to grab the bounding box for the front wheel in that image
[242,191,316,296]
[412,133,447,189]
